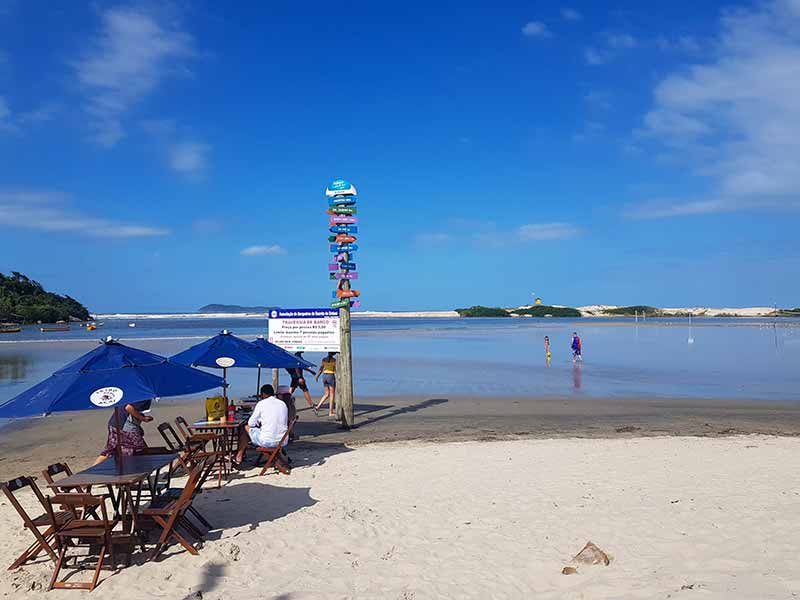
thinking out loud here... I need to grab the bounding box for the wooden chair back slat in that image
[174,416,192,441]
[157,422,186,452]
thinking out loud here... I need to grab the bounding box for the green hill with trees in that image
[455,306,510,318]
[511,306,582,317]
[455,305,582,318]
[0,272,90,324]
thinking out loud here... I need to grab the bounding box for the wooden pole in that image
[338,283,354,428]
[271,368,279,392]
[114,406,123,475]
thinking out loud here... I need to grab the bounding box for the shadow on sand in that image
[295,398,449,439]
[199,482,317,538]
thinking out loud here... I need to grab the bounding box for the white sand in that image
[2,436,799,599]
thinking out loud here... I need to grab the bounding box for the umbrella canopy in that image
[252,337,316,370]
[171,330,314,369]
[0,337,226,419]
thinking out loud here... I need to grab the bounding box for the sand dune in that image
[2,436,799,599]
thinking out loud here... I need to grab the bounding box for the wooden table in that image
[47,453,178,534]
[192,420,246,478]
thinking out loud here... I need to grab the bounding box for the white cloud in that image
[631,0,800,218]
[0,191,170,237]
[606,33,638,48]
[522,21,552,39]
[168,142,210,176]
[584,91,612,111]
[0,98,60,134]
[656,35,702,54]
[516,223,581,240]
[240,245,287,256]
[73,7,196,147]
[142,119,211,177]
[625,199,731,219]
[572,121,605,142]
[584,47,608,65]
[561,8,582,21]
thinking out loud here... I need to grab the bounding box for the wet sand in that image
[1,394,799,481]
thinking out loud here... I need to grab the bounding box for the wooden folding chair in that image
[175,415,220,451]
[2,476,72,570]
[158,422,222,487]
[41,463,88,494]
[255,416,298,476]
[150,453,218,530]
[44,493,133,592]
[140,461,205,561]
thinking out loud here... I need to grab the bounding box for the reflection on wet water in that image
[0,353,31,385]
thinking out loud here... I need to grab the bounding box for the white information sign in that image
[268,308,340,352]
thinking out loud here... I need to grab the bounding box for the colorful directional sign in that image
[330,215,358,225]
[326,179,361,311]
[326,179,357,197]
[330,225,358,234]
[327,206,357,215]
[330,244,358,253]
[329,196,358,206]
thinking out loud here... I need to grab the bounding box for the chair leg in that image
[48,544,67,591]
[89,544,105,592]
[170,529,199,555]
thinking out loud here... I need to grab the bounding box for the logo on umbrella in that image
[215,357,236,368]
[90,387,124,408]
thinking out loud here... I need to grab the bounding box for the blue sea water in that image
[1,316,799,416]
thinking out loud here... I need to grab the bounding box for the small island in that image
[0,271,90,324]
[455,305,582,318]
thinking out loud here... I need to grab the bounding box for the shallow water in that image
[1,317,799,417]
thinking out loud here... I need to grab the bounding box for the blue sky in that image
[1,0,798,312]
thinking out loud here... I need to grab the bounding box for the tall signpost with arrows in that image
[326,179,360,428]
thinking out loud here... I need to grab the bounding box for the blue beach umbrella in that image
[0,337,226,419]
[0,337,226,470]
[170,330,316,397]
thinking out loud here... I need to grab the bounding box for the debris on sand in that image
[572,541,611,566]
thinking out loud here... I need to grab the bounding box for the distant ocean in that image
[1,314,799,420]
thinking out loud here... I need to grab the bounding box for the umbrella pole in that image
[114,406,123,475]
[257,367,261,397]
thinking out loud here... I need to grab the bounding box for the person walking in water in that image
[314,352,337,417]
[544,336,551,360]
[571,332,582,363]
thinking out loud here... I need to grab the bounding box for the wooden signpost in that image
[325,178,360,429]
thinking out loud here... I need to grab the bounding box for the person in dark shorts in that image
[285,352,315,409]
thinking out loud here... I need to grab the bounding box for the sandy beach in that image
[2,394,800,482]
[1,435,798,599]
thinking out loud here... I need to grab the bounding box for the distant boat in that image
[128,323,136,328]
[0,324,22,334]
[41,324,70,332]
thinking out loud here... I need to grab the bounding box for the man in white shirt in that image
[233,384,290,470]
